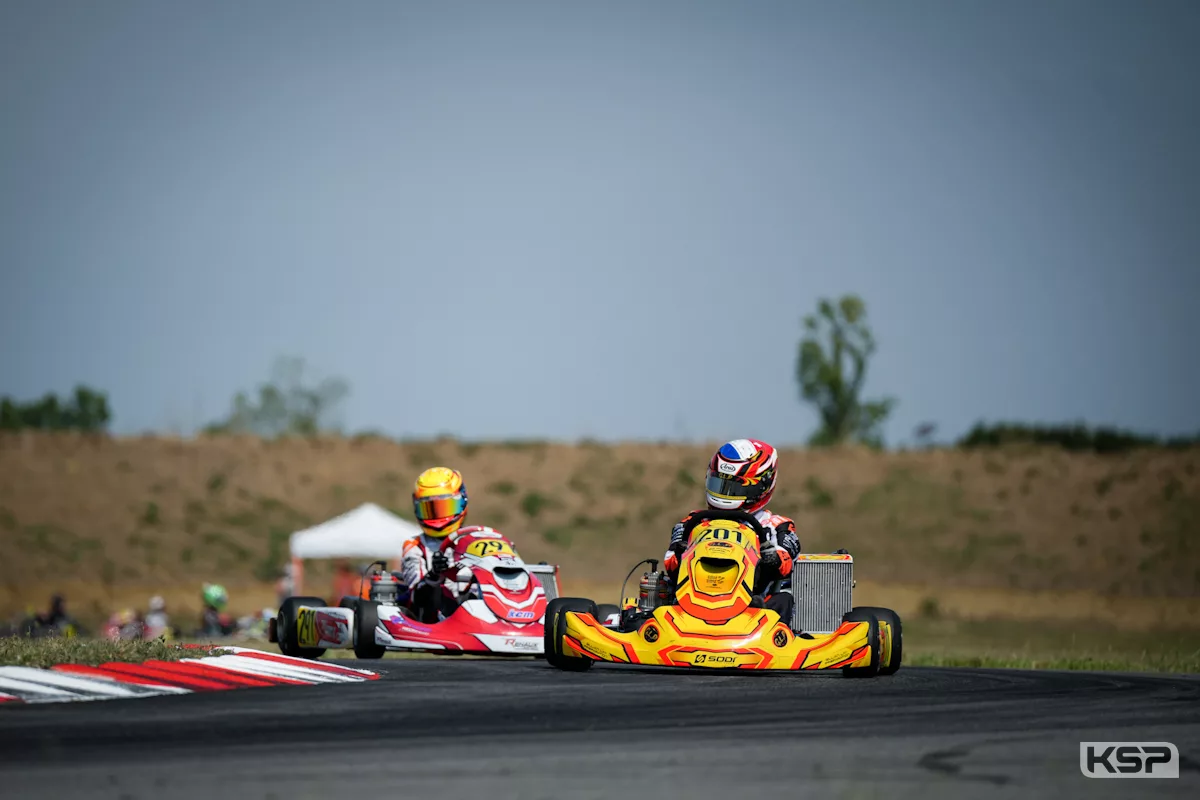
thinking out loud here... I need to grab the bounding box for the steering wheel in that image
[438,524,491,550]
[430,533,476,599]
[677,508,770,544]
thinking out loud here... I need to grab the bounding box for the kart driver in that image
[402,466,472,623]
[662,439,800,621]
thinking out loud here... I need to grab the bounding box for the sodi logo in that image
[1079,742,1179,779]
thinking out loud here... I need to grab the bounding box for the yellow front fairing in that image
[674,517,762,623]
[559,604,873,670]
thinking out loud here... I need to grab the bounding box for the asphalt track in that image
[0,659,1197,800]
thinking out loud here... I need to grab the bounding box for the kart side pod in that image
[272,596,355,659]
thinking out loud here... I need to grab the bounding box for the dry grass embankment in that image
[1,432,1197,636]
[0,636,229,668]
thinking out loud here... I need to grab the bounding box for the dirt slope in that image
[1,432,1197,626]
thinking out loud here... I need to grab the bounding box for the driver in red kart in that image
[402,466,472,623]
[663,439,800,621]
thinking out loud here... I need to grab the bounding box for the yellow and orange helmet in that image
[412,466,469,538]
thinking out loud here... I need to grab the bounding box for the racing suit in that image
[401,534,463,623]
[664,507,801,622]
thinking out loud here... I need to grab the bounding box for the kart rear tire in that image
[852,606,902,675]
[840,607,881,679]
[277,596,329,660]
[594,603,620,627]
[353,599,387,660]
[544,597,597,672]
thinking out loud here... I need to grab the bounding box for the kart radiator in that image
[527,563,560,601]
[789,555,854,634]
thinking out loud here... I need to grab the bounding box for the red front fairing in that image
[377,600,544,653]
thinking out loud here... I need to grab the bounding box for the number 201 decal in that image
[694,526,750,544]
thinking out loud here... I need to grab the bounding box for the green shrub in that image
[958,421,1200,454]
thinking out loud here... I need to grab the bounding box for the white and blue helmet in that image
[705,439,779,513]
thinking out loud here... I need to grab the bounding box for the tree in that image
[795,295,895,448]
[205,356,350,437]
[0,385,111,432]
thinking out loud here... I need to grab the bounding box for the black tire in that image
[854,606,902,675]
[594,603,620,626]
[353,599,387,659]
[544,597,597,671]
[277,596,329,660]
[840,607,881,679]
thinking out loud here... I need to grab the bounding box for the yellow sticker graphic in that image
[465,539,515,558]
[297,607,318,647]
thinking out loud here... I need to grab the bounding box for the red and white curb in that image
[0,647,378,705]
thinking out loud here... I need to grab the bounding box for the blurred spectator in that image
[199,583,235,637]
[103,608,145,641]
[143,595,171,640]
[21,594,81,638]
[37,595,70,629]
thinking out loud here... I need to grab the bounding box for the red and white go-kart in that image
[270,526,561,659]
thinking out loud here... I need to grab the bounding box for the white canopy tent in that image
[288,502,424,594]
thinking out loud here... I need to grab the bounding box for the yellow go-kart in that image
[543,510,901,676]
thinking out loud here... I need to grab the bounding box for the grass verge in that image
[0,636,229,669]
[903,617,1200,674]
[905,652,1200,672]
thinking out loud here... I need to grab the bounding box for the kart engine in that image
[637,570,671,612]
[368,572,402,604]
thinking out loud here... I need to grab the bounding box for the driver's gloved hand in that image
[760,541,781,570]
[663,550,679,573]
[430,551,450,578]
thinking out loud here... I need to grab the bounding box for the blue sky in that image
[2,0,1197,446]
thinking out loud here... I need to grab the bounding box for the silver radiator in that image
[789,555,854,634]
[526,563,560,601]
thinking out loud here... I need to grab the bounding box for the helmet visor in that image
[414,493,467,522]
[705,473,757,500]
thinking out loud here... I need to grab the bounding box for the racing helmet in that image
[704,439,778,514]
[412,466,469,538]
[202,583,228,611]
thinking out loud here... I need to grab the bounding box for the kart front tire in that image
[277,596,329,660]
[594,603,620,626]
[353,599,387,660]
[853,606,902,675]
[544,597,597,672]
[840,607,882,679]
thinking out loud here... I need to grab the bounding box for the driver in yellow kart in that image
[402,466,472,623]
[663,439,800,621]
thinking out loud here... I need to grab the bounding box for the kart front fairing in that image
[373,597,545,655]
